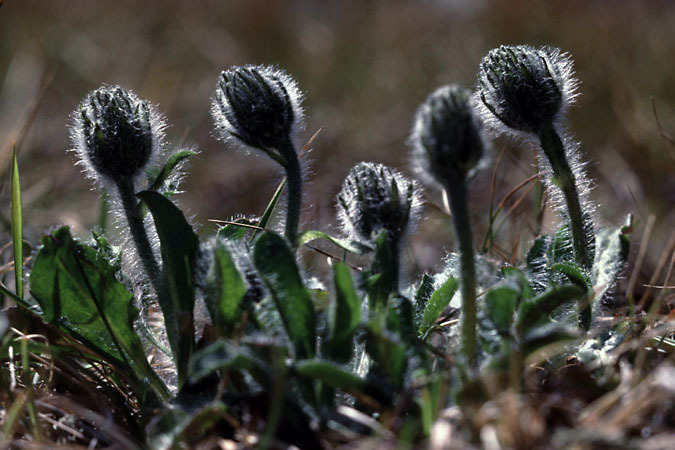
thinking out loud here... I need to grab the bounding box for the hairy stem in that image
[539,126,592,270]
[539,125,593,329]
[278,138,302,247]
[445,177,477,367]
[116,177,162,294]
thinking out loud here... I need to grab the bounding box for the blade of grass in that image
[1,392,28,443]
[251,177,286,243]
[11,147,23,299]
[20,335,42,442]
[248,128,323,244]
[0,280,31,309]
[638,228,675,311]
[626,214,655,310]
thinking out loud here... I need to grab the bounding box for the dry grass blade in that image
[651,97,675,166]
[638,230,675,311]
[626,214,655,305]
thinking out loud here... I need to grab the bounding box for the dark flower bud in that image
[337,162,420,244]
[476,45,576,135]
[74,86,159,182]
[411,84,485,184]
[211,65,304,152]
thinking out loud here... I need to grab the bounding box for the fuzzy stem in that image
[367,231,401,314]
[539,125,593,330]
[116,177,162,294]
[538,126,592,272]
[444,176,477,367]
[278,137,302,247]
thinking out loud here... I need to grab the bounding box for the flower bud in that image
[211,65,304,152]
[74,86,159,182]
[411,84,484,184]
[476,45,576,135]
[337,162,420,244]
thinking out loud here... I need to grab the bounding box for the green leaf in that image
[295,359,366,392]
[189,340,267,385]
[29,227,169,400]
[516,284,585,335]
[203,239,247,337]
[551,262,590,291]
[413,273,435,323]
[253,232,316,359]
[526,234,551,271]
[387,295,415,342]
[484,284,519,334]
[325,262,361,363]
[147,150,196,192]
[297,230,373,255]
[365,322,407,389]
[10,147,22,299]
[522,323,580,356]
[501,267,535,300]
[365,230,397,312]
[418,277,458,337]
[137,191,199,389]
[551,261,593,329]
[549,223,574,264]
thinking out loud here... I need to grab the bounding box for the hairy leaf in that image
[30,227,168,400]
[516,284,585,335]
[138,191,199,389]
[418,277,458,337]
[325,262,361,362]
[295,359,366,392]
[253,232,316,359]
[203,240,247,336]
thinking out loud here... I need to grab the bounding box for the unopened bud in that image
[411,84,484,185]
[74,86,158,182]
[337,162,420,244]
[477,45,576,135]
[211,65,304,152]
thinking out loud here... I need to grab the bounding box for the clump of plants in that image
[2,47,671,449]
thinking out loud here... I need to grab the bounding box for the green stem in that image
[539,126,593,329]
[278,138,302,247]
[116,178,162,294]
[368,231,400,313]
[444,177,477,367]
[538,126,592,271]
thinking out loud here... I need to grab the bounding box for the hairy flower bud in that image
[337,162,420,244]
[211,65,304,152]
[411,84,485,184]
[74,85,159,182]
[476,45,576,135]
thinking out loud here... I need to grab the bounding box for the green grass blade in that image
[0,280,32,309]
[11,147,23,298]
[250,177,286,243]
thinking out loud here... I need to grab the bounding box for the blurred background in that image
[1,0,674,285]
